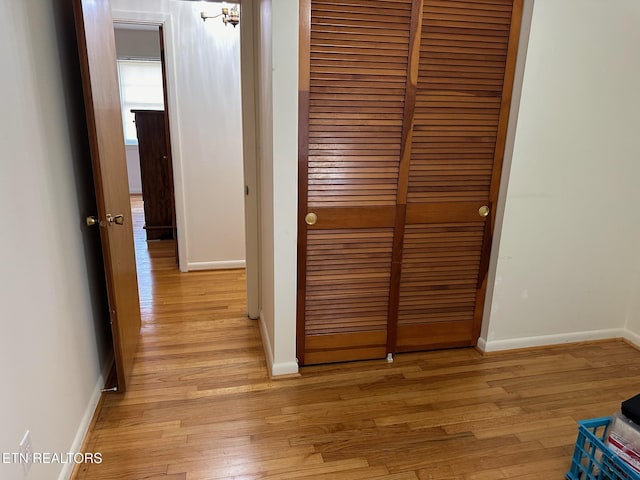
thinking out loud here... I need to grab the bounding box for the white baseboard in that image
[257,312,299,377]
[58,359,112,480]
[480,328,627,353]
[271,360,299,376]
[476,336,487,352]
[624,328,640,348]
[187,260,246,271]
[257,311,275,376]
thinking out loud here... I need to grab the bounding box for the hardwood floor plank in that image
[71,195,640,479]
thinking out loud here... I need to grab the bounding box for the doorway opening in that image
[106,3,253,389]
[113,23,178,267]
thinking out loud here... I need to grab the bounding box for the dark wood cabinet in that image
[133,110,175,241]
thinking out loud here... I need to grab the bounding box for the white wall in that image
[0,1,110,479]
[256,0,298,375]
[257,0,276,369]
[112,0,246,270]
[482,0,640,351]
[627,269,640,344]
[124,145,143,194]
[270,0,299,374]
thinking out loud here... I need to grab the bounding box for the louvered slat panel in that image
[308,0,412,207]
[305,229,394,336]
[398,224,484,325]
[408,0,513,203]
[395,222,485,351]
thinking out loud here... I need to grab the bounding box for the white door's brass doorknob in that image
[305,212,318,226]
[478,205,490,218]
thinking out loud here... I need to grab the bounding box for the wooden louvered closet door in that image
[393,0,523,352]
[297,0,414,365]
[298,0,522,365]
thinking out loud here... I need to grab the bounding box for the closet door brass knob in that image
[305,213,318,226]
[478,205,490,218]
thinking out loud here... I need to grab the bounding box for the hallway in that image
[73,196,266,478]
[70,197,640,479]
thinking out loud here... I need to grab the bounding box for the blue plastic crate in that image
[567,417,640,480]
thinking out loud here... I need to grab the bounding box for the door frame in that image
[111,10,187,272]
[239,0,261,320]
[112,7,260,318]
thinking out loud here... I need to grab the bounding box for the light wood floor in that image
[72,195,640,479]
